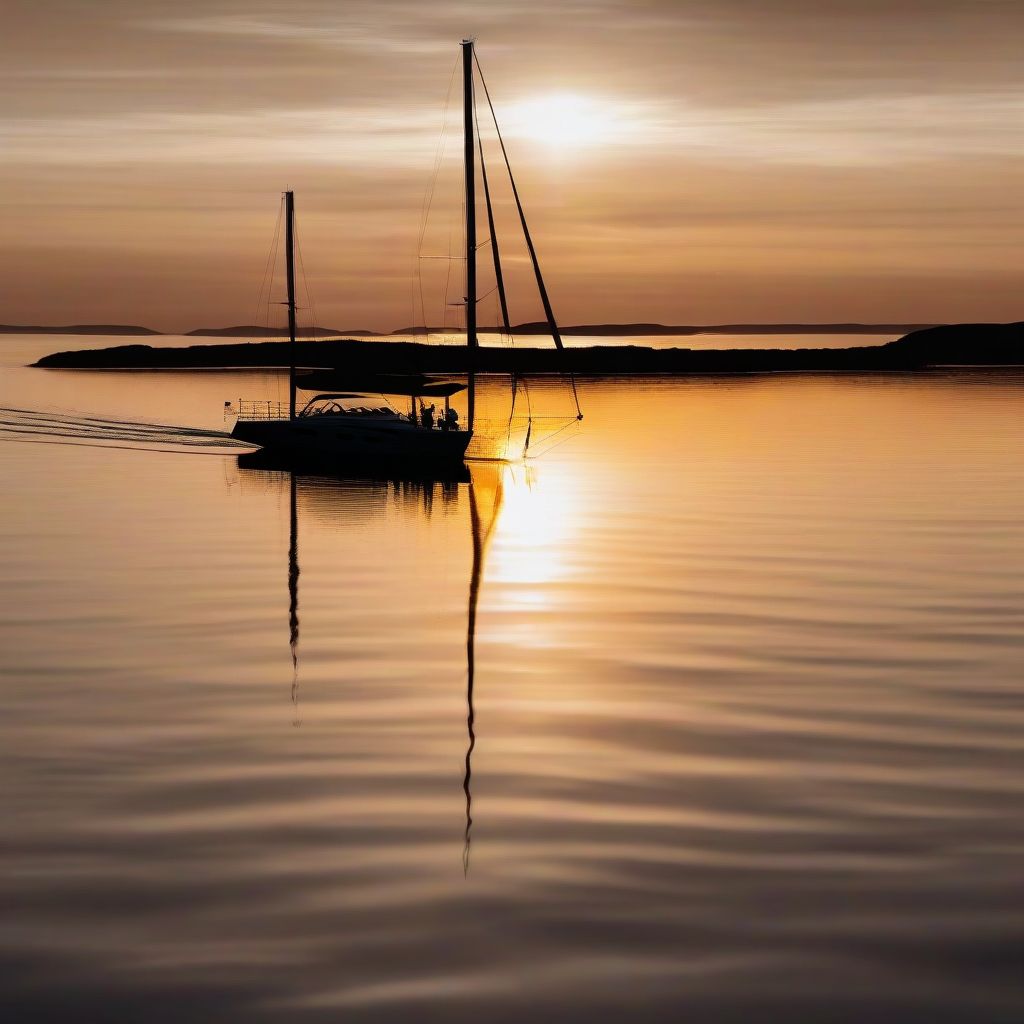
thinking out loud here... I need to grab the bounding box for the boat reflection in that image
[464,463,504,874]
[236,448,471,487]
[237,449,504,871]
[288,472,300,725]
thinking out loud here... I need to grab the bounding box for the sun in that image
[501,93,613,149]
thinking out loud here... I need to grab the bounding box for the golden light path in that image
[487,464,579,607]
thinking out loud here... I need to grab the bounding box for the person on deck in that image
[446,407,459,431]
[421,403,436,430]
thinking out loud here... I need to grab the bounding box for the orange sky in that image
[2,0,1022,332]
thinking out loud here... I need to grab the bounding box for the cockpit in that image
[296,394,400,418]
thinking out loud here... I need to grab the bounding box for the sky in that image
[2,0,1022,332]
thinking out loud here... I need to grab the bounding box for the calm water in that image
[2,335,1023,1022]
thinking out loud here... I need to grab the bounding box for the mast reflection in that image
[463,464,504,875]
[288,471,301,726]
[237,450,504,872]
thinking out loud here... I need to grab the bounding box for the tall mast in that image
[462,40,477,431]
[474,57,583,420]
[284,190,297,421]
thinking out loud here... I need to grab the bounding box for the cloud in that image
[0,106,454,167]
[4,0,1024,326]
[674,91,1024,166]
[9,88,1021,170]
[144,13,451,55]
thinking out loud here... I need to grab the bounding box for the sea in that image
[1,332,1022,1022]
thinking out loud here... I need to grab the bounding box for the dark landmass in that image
[889,322,1024,365]
[29,322,1023,376]
[186,325,373,337]
[2,324,161,336]
[391,322,935,336]
[34,337,907,375]
[674,323,936,335]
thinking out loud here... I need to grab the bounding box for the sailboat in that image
[228,190,473,463]
[228,39,580,464]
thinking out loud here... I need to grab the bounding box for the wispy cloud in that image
[0,107,452,166]
[673,91,1024,166]
[145,13,451,55]
[6,89,1022,169]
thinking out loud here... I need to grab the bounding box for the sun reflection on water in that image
[487,465,578,605]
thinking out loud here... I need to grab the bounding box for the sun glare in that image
[488,466,577,608]
[501,93,615,149]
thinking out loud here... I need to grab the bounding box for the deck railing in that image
[233,400,289,421]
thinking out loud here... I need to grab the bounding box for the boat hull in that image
[231,416,472,465]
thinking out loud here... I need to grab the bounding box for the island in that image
[2,324,161,336]
[7,321,938,338]
[29,322,1023,376]
[186,326,371,337]
[389,322,938,337]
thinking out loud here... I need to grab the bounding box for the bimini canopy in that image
[296,370,467,399]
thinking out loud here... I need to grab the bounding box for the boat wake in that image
[0,406,252,455]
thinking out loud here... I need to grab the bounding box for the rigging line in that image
[416,54,461,335]
[293,217,320,341]
[474,72,520,454]
[418,55,460,253]
[267,196,285,407]
[253,201,284,333]
[524,417,581,457]
[527,428,580,459]
[473,51,583,420]
[475,102,512,338]
[442,226,455,337]
[257,198,285,332]
[491,414,573,421]
[266,195,286,405]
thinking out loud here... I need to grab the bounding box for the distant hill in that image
[185,325,379,337]
[1,324,161,335]
[392,322,937,336]
[4,321,938,339]
[890,322,1024,364]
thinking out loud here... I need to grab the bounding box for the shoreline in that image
[33,337,924,376]
[30,322,1024,376]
